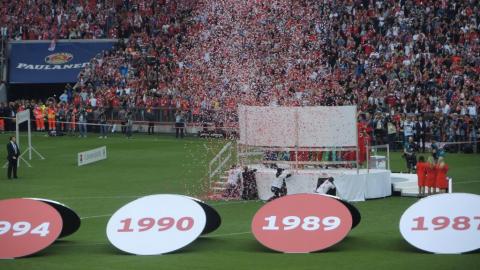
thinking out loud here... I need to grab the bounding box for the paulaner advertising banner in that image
[8,39,116,84]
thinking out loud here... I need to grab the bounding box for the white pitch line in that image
[210,200,261,207]
[80,214,111,220]
[204,231,251,238]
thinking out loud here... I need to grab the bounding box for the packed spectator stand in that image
[0,0,479,152]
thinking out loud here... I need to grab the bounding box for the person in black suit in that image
[415,116,427,153]
[6,136,19,179]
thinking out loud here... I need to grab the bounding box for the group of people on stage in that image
[403,134,450,196]
[416,156,449,197]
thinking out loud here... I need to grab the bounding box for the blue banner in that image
[9,40,116,84]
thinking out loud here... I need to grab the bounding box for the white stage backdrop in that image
[238,105,357,147]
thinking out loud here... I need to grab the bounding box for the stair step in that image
[212,183,227,188]
[401,187,421,197]
[214,181,227,185]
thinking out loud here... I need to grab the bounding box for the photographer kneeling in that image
[267,166,292,202]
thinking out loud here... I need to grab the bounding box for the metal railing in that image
[208,141,233,189]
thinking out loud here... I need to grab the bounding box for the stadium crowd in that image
[1,0,479,151]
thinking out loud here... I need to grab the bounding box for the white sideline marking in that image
[204,231,251,238]
[80,214,111,220]
[210,200,261,206]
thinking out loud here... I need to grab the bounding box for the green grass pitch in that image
[0,132,479,270]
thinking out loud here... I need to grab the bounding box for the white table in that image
[254,168,391,202]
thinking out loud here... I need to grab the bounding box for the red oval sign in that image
[252,194,352,253]
[0,198,63,258]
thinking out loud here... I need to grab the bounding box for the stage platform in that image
[251,166,392,202]
[391,173,419,197]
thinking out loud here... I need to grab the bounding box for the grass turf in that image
[0,132,479,270]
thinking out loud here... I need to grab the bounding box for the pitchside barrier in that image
[77,146,107,166]
[0,117,217,136]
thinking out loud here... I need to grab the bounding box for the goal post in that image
[15,109,45,167]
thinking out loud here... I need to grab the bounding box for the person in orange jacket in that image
[47,105,56,131]
[34,105,45,131]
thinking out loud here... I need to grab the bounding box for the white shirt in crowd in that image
[403,121,414,137]
[271,170,291,189]
[443,104,450,115]
[315,180,335,194]
[467,105,477,117]
[227,168,242,186]
[90,96,97,107]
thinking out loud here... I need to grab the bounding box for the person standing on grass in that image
[34,105,45,131]
[431,139,439,161]
[175,110,185,138]
[99,109,108,139]
[47,104,56,131]
[78,107,88,138]
[403,116,415,143]
[404,136,417,173]
[415,116,427,153]
[425,156,437,195]
[126,110,133,139]
[146,106,155,135]
[416,156,427,197]
[435,157,449,193]
[6,136,19,179]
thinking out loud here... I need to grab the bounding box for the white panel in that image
[77,146,107,166]
[106,194,206,255]
[239,106,357,147]
[399,193,480,254]
[297,106,357,147]
[239,106,296,147]
[16,109,30,124]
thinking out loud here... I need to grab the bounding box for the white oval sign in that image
[399,193,480,254]
[106,194,207,255]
